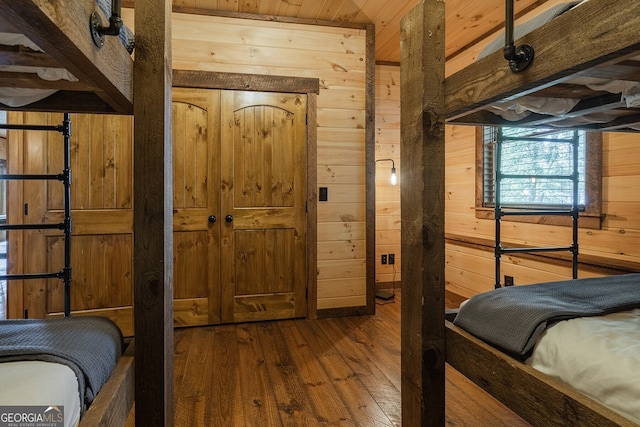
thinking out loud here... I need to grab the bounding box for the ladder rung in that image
[0,223,65,231]
[0,272,63,281]
[500,246,574,254]
[0,174,64,181]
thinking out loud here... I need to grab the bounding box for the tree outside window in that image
[475,127,602,229]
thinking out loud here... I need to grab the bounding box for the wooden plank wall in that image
[442,0,640,298]
[122,9,369,311]
[377,0,640,300]
[374,65,401,286]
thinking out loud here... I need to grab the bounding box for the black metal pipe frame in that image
[493,128,580,287]
[62,113,73,317]
[0,113,73,317]
[503,0,535,72]
[503,0,516,60]
[90,0,124,48]
[102,0,124,36]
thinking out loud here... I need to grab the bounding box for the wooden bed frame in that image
[1,1,173,426]
[400,0,640,426]
[0,0,133,114]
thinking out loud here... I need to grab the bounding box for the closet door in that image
[171,88,221,326]
[220,91,308,323]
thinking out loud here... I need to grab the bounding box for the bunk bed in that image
[0,115,134,426]
[400,0,640,426]
[0,0,134,114]
[0,316,133,427]
[1,1,173,425]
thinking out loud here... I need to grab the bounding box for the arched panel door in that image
[220,91,307,323]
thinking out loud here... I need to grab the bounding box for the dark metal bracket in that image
[503,0,535,73]
[90,0,124,49]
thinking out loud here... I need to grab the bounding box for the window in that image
[475,127,602,228]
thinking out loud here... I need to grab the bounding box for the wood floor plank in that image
[168,291,532,426]
[318,317,402,426]
[235,324,282,426]
[297,319,395,426]
[338,316,402,391]
[278,319,354,424]
[209,325,246,426]
[256,321,321,427]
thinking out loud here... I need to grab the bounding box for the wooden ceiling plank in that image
[310,0,344,21]
[332,0,363,23]
[296,0,328,20]
[240,0,260,14]
[257,0,282,16]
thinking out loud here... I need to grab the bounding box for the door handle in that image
[208,215,217,224]
[225,215,233,223]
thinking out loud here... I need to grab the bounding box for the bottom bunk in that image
[0,316,134,427]
[447,274,640,427]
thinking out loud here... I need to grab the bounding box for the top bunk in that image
[445,0,640,132]
[0,0,134,114]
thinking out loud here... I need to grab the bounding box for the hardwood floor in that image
[149,292,532,426]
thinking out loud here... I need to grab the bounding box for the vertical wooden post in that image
[365,23,377,314]
[133,0,174,425]
[400,1,446,426]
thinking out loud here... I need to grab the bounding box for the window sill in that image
[474,207,603,230]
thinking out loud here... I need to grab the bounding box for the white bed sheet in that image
[526,308,640,424]
[0,360,81,427]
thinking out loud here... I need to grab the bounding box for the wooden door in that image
[220,91,307,323]
[8,111,135,335]
[172,88,221,326]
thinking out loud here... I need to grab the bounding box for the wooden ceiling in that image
[170,0,564,64]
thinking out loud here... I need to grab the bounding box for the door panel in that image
[172,88,221,326]
[220,91,307,323]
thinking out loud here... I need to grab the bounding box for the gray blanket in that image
[0,316,123,413]
[453,273,640,359]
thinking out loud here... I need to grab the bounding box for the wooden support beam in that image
[400,1,446,426]
[445,0,640,121]
[365,23,376,315]
[133,0,174,426]
[445,322,638,427]
[0,0,133,114]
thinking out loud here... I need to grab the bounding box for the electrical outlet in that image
[381,254,387,265]
[319,187,328,201]
[388,253,395,265]
[504,275,514,286]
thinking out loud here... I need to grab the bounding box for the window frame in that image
[475,127,603,229]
